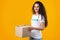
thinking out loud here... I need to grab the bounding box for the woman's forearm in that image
[29,22,45,30]
[31,27,44,30]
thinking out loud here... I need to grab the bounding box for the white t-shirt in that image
[30,14,45,39]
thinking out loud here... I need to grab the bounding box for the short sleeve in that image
[31,15,34,21]
[31,15,34,19]
[40,15,45,23]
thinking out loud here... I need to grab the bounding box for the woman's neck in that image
[34,12,41,16]
[36,12,39,15]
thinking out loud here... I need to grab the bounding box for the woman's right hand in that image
[28,27,32,31]
[28,26,35,31]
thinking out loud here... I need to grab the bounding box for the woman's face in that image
[34,3,40,13]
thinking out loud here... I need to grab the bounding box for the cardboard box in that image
[15,26,30,38]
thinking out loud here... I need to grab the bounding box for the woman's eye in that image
[34,6,39,8]
[37,6,39,7]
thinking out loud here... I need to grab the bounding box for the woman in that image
[28,1,48,40]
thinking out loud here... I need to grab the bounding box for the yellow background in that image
[0,0,60,40]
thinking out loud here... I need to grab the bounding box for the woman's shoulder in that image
[32,14,35,16]
[32,14,43,16]
[32,14,35,15]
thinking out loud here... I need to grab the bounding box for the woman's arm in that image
[29,22,45,31]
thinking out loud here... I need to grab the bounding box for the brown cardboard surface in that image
[15,26,30,38]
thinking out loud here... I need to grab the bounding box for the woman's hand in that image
[28,27,33,31]
[40,22,45,30]
[28,26,35,31]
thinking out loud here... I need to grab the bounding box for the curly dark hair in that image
[32,1,48,27]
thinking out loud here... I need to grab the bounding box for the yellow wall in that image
[0,0,60,40]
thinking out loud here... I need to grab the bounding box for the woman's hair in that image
[32,1,48,27]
